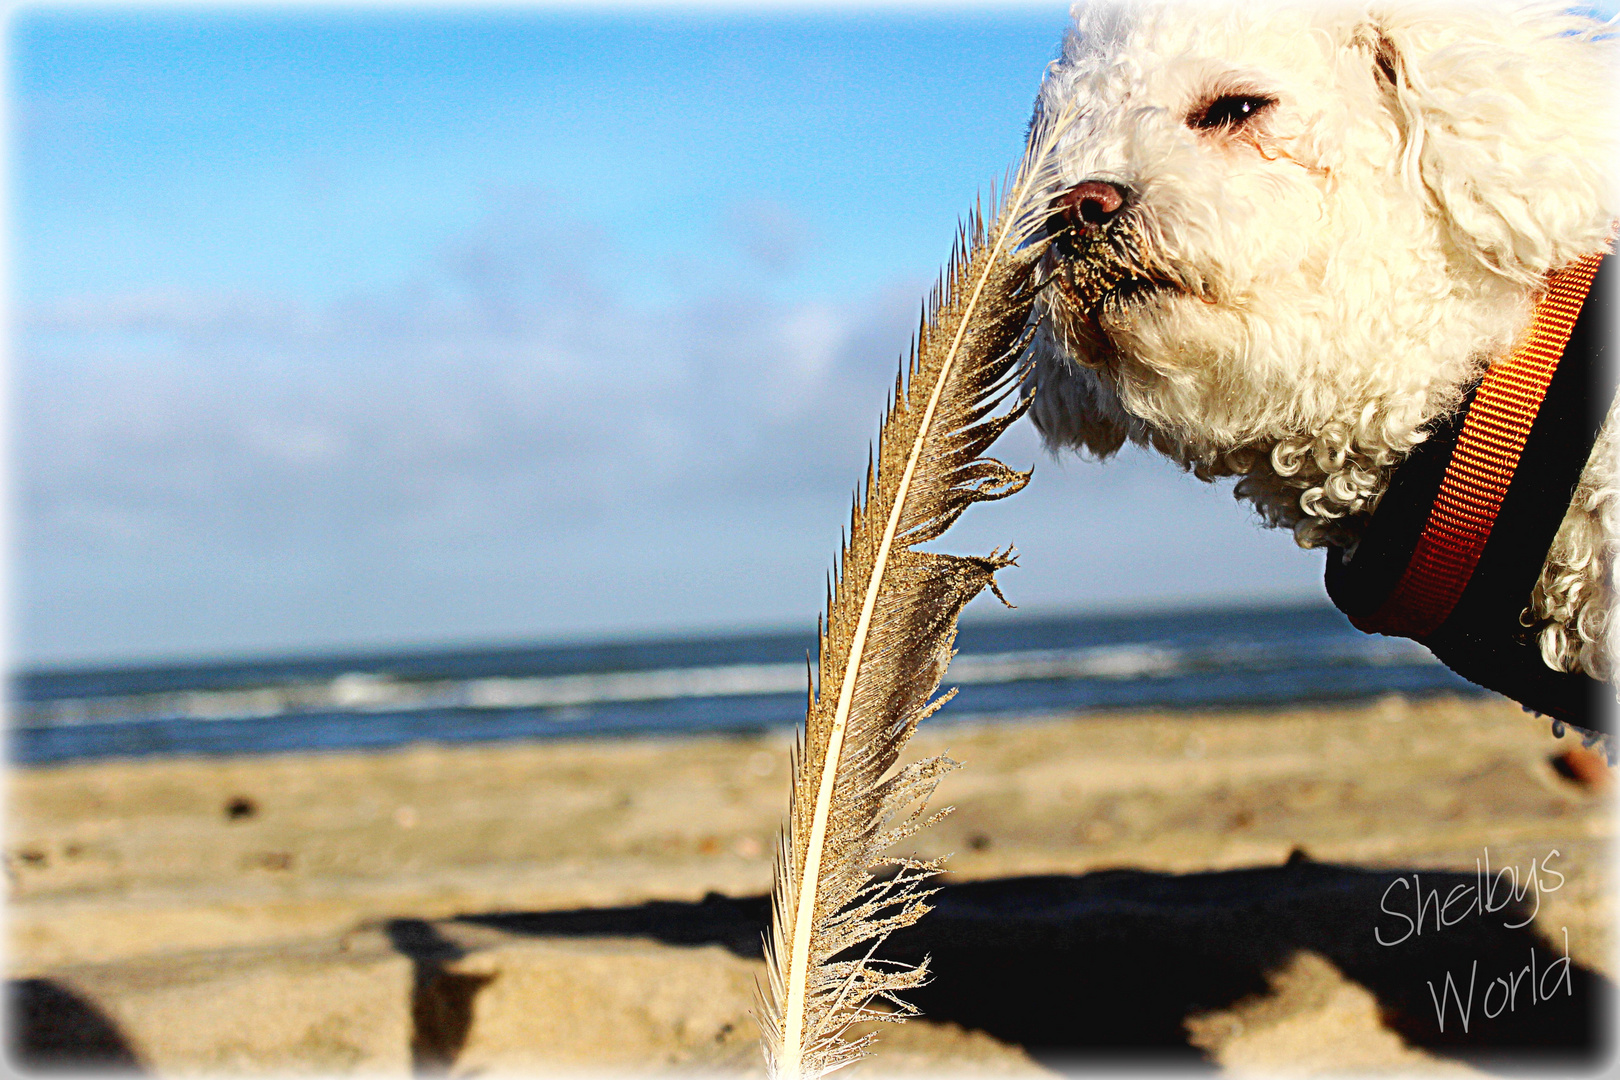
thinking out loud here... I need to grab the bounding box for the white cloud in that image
[21,205,917,537]
[725,198,813,275]
[15,199,1326,665]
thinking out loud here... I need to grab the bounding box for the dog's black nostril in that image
[1060,180,1128,231]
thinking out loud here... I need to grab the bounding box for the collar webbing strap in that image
[1350,250,1606,640]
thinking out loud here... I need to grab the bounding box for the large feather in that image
[760,105,1077,1079]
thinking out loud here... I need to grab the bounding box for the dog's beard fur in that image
[1047,211,1174,322]
[1028,0,1618,678]
[1033,196,1499,548]
[1034,200,1503,549]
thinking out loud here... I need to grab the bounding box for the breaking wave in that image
[16,635,1438,732]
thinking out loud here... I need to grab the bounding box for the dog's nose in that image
[1059,180,1127,230]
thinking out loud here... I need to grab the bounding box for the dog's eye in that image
[1189,94,1275,131]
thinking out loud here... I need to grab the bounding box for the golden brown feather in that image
[759,103,1078,1079]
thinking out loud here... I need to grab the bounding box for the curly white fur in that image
[1029,0,1617,682]
[1530,415,1619,680]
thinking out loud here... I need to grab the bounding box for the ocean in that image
[9,604,1481,767]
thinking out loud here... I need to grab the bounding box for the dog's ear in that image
[1352,8,1615,285]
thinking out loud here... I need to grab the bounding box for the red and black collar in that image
[1326,250,1614,732]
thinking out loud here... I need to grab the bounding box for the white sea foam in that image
[12,636,1439,731]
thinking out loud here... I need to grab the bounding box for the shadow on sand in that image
[9,858,1605,1074]
[7,979,144,1074]
[454,856,1612,1075]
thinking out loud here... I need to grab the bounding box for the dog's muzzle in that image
[1046,179,1168,316]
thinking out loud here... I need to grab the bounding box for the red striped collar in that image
[1351,250,1606,640]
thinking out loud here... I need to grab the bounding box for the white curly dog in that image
[1029,1,1617,718]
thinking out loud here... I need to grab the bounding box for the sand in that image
[6,694,1613,1075]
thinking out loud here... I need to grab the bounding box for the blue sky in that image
[12,4,1327,667]
[16,8,1059,305]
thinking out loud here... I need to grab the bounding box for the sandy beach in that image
[8,693,1613,1075]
